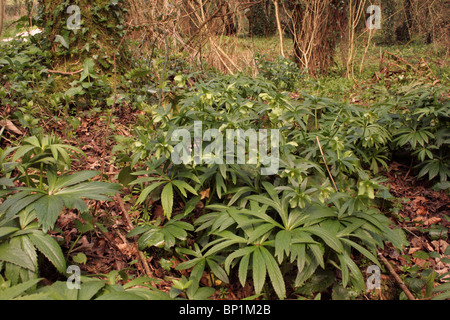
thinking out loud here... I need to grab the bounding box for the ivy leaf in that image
[55,35,69,49]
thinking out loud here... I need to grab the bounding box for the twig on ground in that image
[47,69,84,75]
[378,252,416,300]
[115,194,154,280]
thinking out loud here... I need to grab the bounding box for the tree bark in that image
[37,0,128,73]
[291,0,348,76]
[0,0,4,37]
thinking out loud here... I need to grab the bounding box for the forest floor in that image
[1,23,449,299]
[11,97,444,300]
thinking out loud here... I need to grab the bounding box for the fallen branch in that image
[115,194,154,280]
[384,51,419,73]
[47,69,84,75]
[378,252,416,300]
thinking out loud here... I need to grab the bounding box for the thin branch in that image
[316,136,339,192]
[47,68,84,75]
[178,1,226,53]
[115,194,154,279]
[273,0,285,58]
[378,252,416,300]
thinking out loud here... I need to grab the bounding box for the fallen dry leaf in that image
[1,119,23,135]
[432,240,449,254]
[413,216,425,224]
[412,258,428,267]
[410,237,424,249]
[424,217,441,226]
[153,205,166,223]
[200,188,210,200]
[425,242,434,252]
[412,197,428,207]
[416,206,428,216]
[408,247,422,255]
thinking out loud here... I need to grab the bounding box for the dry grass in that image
[124,0,294,75]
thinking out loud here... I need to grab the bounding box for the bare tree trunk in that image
[345,0,367,79]
[0,0,4,37]
[291,0,347,76]
[273,0,285,58]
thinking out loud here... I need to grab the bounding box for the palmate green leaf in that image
[33,195,65,233]
[245,195,280,214]
[136,181,166,204]
[49,145,71,168]
[187,287,216,301]
[128,225,153,238]
[185,259,206,297]
[11,145,36,163]
[0,177,15,188]
[55,181,122,200]
[0,278,43,300]
[0,243,35,271]
[262,182,281,204]
[297,205,337,228]
[161,183,174,218]
[227,186,254,206]
[210,211,235,233]
[204,239,242,257]
[340,238,380,268]
[309,243,325,269]
[252,248,266,295]
[239,252,251,287]
[224,246,256,273]
[207,258,229,284]
[172,180,198,197]
[62,196,88,215]
[176,257,205,272]
[10,235,38,275]
[338,252,365,292]
[291,243,306,268]
[27,231,66,274]
[77,280,106,300]
[354,212,404,249]
[302,226,343,253]
[0,227,20,238]
[215,172,227,199]
[295,252,320,288]
[432,283,450,300]
[138,229,165,250]
[336,218,367,237]
[275,230,291,264]
[0,192,44,220]
[52,171,99,190]
[194,211,221,233]
[164,221,193,241]
[260,246,286,299]
[246,223,275,244]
